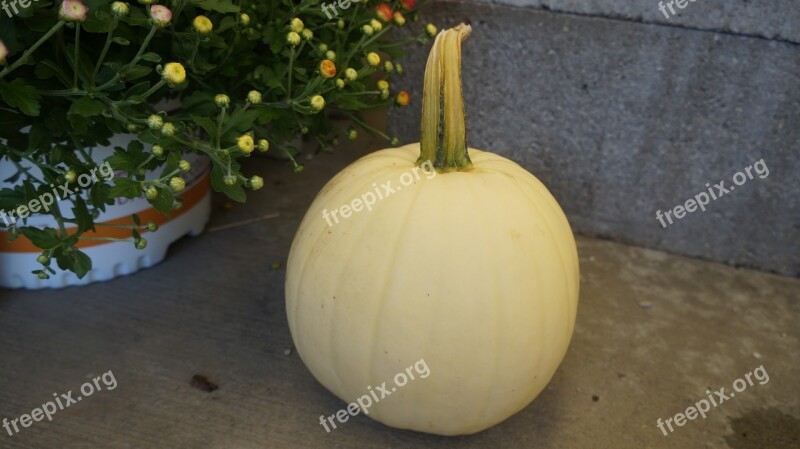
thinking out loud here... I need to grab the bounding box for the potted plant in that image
[0,0,435,288]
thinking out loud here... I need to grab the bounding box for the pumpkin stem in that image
[418,24,472,173]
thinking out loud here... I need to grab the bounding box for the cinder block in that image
[471,0,800,43]
[389,2,800,275]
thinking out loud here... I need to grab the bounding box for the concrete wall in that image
[388,0,800,276]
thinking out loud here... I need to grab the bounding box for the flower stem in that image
[138,79,166,101]
[96,25,157,91]
[73,24,81,89]
[91,19,118,85]
[0,21,66,80]
[418,24,472,173]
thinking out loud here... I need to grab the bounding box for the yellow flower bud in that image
[290,17,304,32]
[393,12,406,26]
[145,186,158,200]
[147,114,163,130]
[250,175,264,190]
[178,160,191,172]
[344,67,358,81]
[162,62,186,84]
[301,28,313,40]
[383,60,394,73]
[425,23,437,37]
[111,1,129,16]
[325,50,336,61]
[286,31,301,46]
[161,123,176,136]
[310,95,325,113]
[247,90,262,104]
[169,176,185,192]
[193,15,213,34]
[370,19,382,32]
[361,24,374,36]
[239,13,250,26]
[376,80,389,90]
[258,139,269,152]
[237,135,255,154]
[336,79,345,90]
[214,94,230,107]
[366,52,380,67]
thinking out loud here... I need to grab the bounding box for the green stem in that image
[79,237,132,242]
[138,79,166,101]
[188,35,200,71]
[0,21,66,80]
[39,89,88,97]
[347,113,389,140]
[216,106,226,151]
[73,24,81,89]
[96,25,157,91]
[91,20,118,85]
[418,24,472,172]
[286,43,303,99]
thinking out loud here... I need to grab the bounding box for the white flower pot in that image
[0,134,211,289]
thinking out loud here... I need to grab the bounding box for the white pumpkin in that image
[285,24,579,436]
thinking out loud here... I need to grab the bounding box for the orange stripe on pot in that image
[0,174,210,253]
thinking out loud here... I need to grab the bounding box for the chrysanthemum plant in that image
[0,0,435,279]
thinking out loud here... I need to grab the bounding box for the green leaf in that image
[150,187,174,215]
[124,81,151,98]
[221,109,259,135]
[69,113,90,133]
[72,198,94,234]
[193,0,240,13]
[132,213,141,226]
[27,122,51,152]
[140,52,161,63]
[72,250,92,278]
[68,97,106,117]
[180,91,216,116]
[110,178,142,199]
[35,59,72,86]
[82,10,114,32]
[121,65,153,81]
[112,37,131,46]
[210,164,246,202]
[105,142,146,173]
[190,114,218,138]
[0,79,41,116]
[89,182,114,211]
[19,227,61,249]
[257,107,282,125]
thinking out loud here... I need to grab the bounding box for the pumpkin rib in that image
[469,174,503,424]
[480,168,550,409]
[364,162,429,421]
[512,169,578,348]
[332,160,417,397]
[316,160,413,397]
[289,158,403,337]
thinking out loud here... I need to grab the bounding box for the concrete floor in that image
[0,137,798,449]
